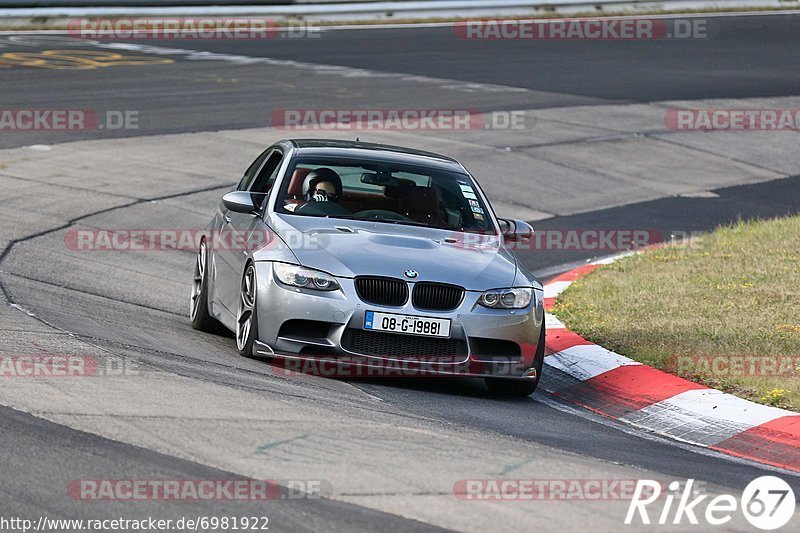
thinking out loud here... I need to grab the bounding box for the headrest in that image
[287,168,312,198]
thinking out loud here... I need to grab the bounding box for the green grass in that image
[553,216,800,411]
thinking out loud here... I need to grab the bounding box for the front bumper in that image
[253,262,544,379]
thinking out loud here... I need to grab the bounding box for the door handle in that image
[223,213,231,224]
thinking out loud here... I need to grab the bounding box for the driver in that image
[302,168,343,203]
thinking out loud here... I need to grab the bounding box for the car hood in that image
[266,214,518,291]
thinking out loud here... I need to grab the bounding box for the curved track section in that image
[1,14,800,530]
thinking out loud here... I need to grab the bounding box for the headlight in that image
[478,288,532,309]
[274,263,339,291]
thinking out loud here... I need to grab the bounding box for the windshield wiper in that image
[322,214,430,227]
[360,217,434,228]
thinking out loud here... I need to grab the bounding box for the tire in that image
[485,318,546,397]
[236,262,259,357]
[190,238,225,333]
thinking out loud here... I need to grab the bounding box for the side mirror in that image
[222,191,257,214]
[498,218,533,243]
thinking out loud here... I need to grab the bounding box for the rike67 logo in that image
[626,476,795,530]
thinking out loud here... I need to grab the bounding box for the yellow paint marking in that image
[0,50,174,70]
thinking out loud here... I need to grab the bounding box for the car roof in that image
[284,138,466,173]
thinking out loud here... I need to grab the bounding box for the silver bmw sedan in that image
[191,139,545,396]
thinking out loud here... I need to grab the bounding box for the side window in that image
[238,149,271,191]
[249,150,283,208]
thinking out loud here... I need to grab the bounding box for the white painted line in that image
[545,344,641,382]
[679,191,720,198]
[590,251,636,265]
[638,388,791,427]
[87,41,528,94]
[537,394,800,478]
[544,312,565,329]
[543,280,572,299]
[620,388,797,446]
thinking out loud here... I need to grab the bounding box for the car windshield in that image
[276,157,496,235]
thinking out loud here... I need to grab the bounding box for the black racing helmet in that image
[302,168,343,201]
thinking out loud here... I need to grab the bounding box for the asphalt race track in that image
[2,13,800,148]
[1,12,800,531]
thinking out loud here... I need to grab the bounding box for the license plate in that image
[364,311,451,338]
